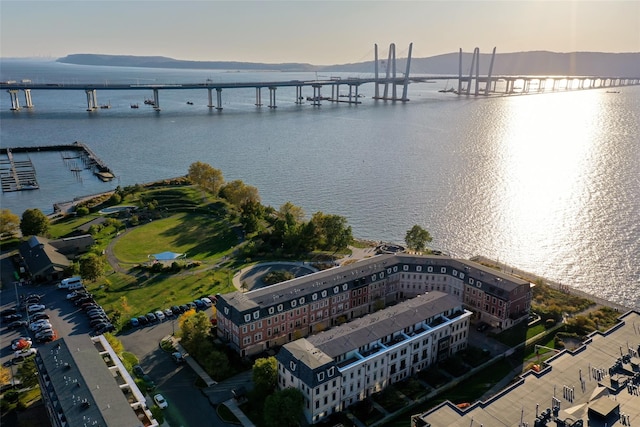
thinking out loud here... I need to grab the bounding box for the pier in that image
[0,141,115,192]
[0,148,39,192]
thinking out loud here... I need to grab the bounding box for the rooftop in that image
[416,310,640,427]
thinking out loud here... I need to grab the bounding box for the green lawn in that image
[113,212,237,263]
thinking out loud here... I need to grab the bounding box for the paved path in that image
[221,398,256,427]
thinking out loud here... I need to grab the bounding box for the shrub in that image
[545,318,556,328]
[76,206,90,216]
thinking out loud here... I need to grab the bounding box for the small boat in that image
[186,101,194,105]
[130,103,139,109]
[95,171,115,182]
[144,99,155,105]
[99,102,111,109]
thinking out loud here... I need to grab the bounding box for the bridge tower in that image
[373,42,412,102]
[458,47,497,96]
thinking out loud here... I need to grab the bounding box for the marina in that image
[0,141,115,192]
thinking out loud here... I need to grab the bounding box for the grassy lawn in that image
[113,212,237,263]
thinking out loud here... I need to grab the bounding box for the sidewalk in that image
[165,335,217,387]
[222,398,256,427]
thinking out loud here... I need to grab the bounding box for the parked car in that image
[92,321,110,331]
[1,308,19,317]
[163,308,173,318]
[7,320,27,329]
[145,312,157,323]
[142,375,156,390]
[476,322,489,332]
[186,302,196,311]
[201,297,213,307]
[96,324,115,334]
[130,317,139,327]
[35,328,54,339]
[30,313,50,322]
[89,318,109,327]
[2,313,23,322]
[12,348,36,362]
[171,352,185,364]
[86,309,105,317]
[179,304,189,313]
[11,337,32,350]
[133,365,145,377]
[170,305,181,315]
[27,304,46,313]
[153,393,168,409]
[36,334,55,343]
[30,321,52,332]
[137,316,149,326]
[193,299,205,309]
[154,310,165,321]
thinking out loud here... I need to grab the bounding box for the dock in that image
[0,148,39,192]
[0,141,115,188]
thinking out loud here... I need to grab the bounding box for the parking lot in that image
[1,263,246,427]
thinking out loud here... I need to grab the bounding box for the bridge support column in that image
[255,88,263,106]
[153,89,160,111]
[268,87,277,109]
[295,86,303,104]
[8,89,21,110]
[216,88,223,110]
[207,88,214,108]
[400,42,412,101]
[85,89,97,111]
[23,89,34,108]
[311,85,322,106]
[374,44,380,99]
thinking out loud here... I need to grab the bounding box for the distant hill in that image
[58,51,640,77]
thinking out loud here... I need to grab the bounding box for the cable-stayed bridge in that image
[2,44,639,112]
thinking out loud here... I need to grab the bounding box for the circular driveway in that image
[235,262,316,291]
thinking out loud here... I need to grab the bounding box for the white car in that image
[35,328,54,339]
[27,304,46,313]
[201,297,213,307]
[13,348,36,361]
[30,320,52,332]
[154,310,165,321]
[153,393,168,409]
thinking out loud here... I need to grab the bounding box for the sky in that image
[1,1,639,64]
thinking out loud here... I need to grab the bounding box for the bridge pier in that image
[8,89,21,110]
[295,86,303,104]
[216,88,223,110]
[153,89,161,111]
[23,89,33,108]
[373,42,411,102]
[268,87,277,109]
[207,88,214,108]
[311,85,323,106]
[255,87,263,106]
[85,89,97,111]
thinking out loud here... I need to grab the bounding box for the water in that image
[1,59,639,309]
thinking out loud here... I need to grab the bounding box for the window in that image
[417,266,422,272]
[321,290,327,298]
[300,297,305,304]
[317,372,325,382]
[244,314,251,322]
[269,307,275,315]
[277,304,283,312]
[441,267,446,273]
[403,265,409,271]
[291,299,297,308]
[253,311,259,320]
[312,293,317,301]
[343,283,348,291]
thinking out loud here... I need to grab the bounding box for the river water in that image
[1,59,638,309]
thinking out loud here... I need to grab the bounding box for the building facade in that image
[276,292,472,424]
[217,254,530,357]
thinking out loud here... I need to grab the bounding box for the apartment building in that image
[276,291,472,424]
[217,253,530,357]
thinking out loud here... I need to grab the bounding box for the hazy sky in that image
[1,1,638,64]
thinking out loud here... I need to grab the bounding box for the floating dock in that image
[0,141,115,192]
[0,148,39,192]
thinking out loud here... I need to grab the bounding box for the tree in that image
[79,253,105,281]
[279,202,305,224]
[263,388,304,427]
[220,180,260,207]
[0,209,21,238]
[310,212,353,251]
[188,162,224,196]
[0,366,10,386]
[179,311,210,349]
[252,357,278,394]
[17,359,38,389]
[404,225,432,252]
[20,208,49,237]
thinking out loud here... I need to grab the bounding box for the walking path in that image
[221,398,256,427]
[164,335,217,387]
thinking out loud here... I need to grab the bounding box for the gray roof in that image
[37,335,143,427]
[418,310,640,427]
[308,291,460,358]
[282,338,335,371]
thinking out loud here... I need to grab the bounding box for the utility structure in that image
[458,47,497,96]
[373,42,413,102]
